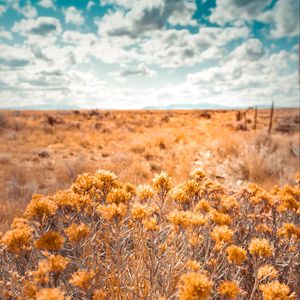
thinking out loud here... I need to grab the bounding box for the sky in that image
[0,0,299,109]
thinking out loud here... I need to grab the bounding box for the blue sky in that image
[0,0,299,109]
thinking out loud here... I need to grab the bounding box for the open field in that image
[0,109,299,231]
[0,109,299,299]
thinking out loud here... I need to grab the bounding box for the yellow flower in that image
[35,231,64,251]
[72,173,95,196]
[70,269,95,290]
[92,289,107,300]
[30,254,69,284]
[211,225,233,244]
[248,238,273,258]
[218,281,241,299]
[136,184,154,202]
[2,226,32,254]
[178,272,212,300]
[36,288,64,300]
[256,223,272,234]
[22,280,37,299]
[24,194,57,220]
[152,171,171,196]
[53,190,81,209]
[220,196,240,212]
[259,281,294,300]
[210,210,232,225]
[106,188,131,204]
[97,203,127,221]
[187,232,203,247]
[226,245,247,265]
[277,223,300,240]
[278,185,300,212]
[30,260,49,284]
[195,200,211,213]
[257,192,277,207]
[11,217,31,230]
[190,169,206,181]
[65,222,90,243]
[258,265,278,280]
[93,169,119,195]
[247,183,263,196]
[186,260,201,271]
[47,254,70,272]
[131,203,152,220]
[171,187,189,204]
[168,210,207,229]
[143,217,160,231]
[124,183,136,197]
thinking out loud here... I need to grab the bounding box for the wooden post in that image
[254,106,258,130]
[268,101,274,135]
[243,110,247,129]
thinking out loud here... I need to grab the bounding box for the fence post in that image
[268,101,274,135]
[254,106,258,130]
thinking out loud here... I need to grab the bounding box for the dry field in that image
[0,109,299,299]
[0,109,299,231]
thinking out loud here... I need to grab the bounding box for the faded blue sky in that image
[0,0,299,108]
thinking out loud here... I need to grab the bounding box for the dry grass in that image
[0,109,299,231]
[0,170,299,299]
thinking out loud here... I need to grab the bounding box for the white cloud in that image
[210,0,299,39]
[0,5,6,15]
[0,28,13,40]
[231,38,265,61]
[98,0,197,38]
[100,0,140,8]
[38,0,56,10]
[0,0,298,109]
[12,17,61,37]
[210,0,271,25]
[166,0,197,26]
[62,31,97,45]
[136,26,249,68]
[0,44,32,68]
[185,45,298,106]
[5,0,37,18]
[19,1,37,18]
[259,0,299,38]
[87,0,95,10]
[63,6,84,26]
[110,63,157,80]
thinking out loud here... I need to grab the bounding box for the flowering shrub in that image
[0,169,299,299]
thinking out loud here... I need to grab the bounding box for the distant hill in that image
[144,103,245,110]
[143,103,298,110]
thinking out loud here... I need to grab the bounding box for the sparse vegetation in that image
[0,109,299,231]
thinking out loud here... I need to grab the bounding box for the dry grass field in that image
[0,109,299,231]
[0,109,299,299]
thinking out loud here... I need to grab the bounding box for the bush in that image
[0,170,299,299]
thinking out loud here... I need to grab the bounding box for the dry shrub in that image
[0,113,7,128]
[0,170,299,299]
[230,132,299,186]
[0,154,12,165]
[208,130,299,188]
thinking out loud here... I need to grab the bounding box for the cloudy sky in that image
[0,0,299,109]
